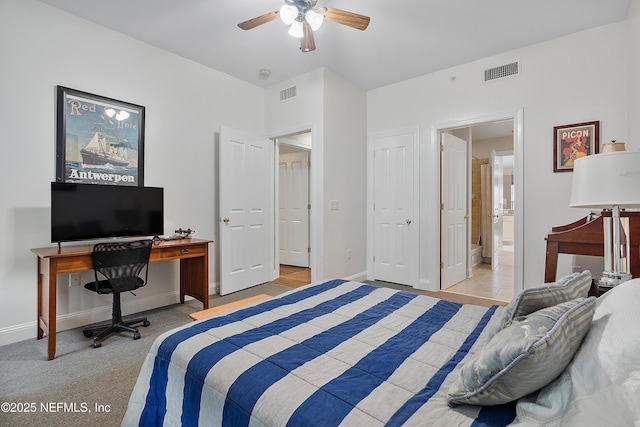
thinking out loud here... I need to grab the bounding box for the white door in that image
[373,130,417,286]
[491,150,504,271]
[441,132,467,289]
[279,151,309,267]
[219,126,273,295]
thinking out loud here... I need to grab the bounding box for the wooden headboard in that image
[544,211,640,282]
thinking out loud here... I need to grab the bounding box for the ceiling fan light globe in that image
[279,5,298,25]
[305,10,324,31]
[288,21,304,38]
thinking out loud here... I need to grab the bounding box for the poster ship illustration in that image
[80,127,130,168]
[63,93,141,185]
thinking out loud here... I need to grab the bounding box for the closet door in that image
[372,129,418,286]
[279,151,309,267]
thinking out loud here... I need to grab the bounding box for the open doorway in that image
[440,119,516,303]
[273,133,312,289]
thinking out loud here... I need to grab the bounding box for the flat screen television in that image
[51,182,164,243]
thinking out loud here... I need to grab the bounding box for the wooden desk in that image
[544,212,640,282]
[31,238,212,360]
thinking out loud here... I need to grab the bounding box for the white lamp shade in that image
[288,20,303,38]
[279,5,298,25]
[305,10,324,31]
[570,151,640,209]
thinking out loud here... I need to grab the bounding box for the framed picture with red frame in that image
[553,121,600,172]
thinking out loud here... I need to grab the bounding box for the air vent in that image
[484,61,519,82]
[279,86,297,102]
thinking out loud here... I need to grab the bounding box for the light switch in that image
[330,200,339,210]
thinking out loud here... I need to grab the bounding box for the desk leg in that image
[631,246,640,279]
[180,256,209,310]
[36,257,58,360]
[46,263,57,360]
[545,241,559,283]
[36,257,45,340]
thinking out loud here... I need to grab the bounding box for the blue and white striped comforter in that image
[122,279,516,426]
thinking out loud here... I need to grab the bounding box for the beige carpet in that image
[0,282,292,427]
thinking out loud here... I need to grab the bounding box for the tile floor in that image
[445,247,514,303]
[275,246,515,304]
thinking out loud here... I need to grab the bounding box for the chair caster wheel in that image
[133,332,141,340]
[92,341,102,348]
[143,320,150,327]
[83,331,94,338]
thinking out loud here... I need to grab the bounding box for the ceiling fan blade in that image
[301,21,316,52]
[320,7,370,31]
[238,11,279,30]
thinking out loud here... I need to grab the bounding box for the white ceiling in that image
[36,0,629,91]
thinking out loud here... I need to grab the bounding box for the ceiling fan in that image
[238,0,370,52]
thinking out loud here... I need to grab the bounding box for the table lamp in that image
[570,151,640,287]
[600,140,626,153]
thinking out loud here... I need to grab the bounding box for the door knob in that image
[222,217,230,223]
[406,219,412,225]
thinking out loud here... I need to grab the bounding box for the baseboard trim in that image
[0,290,181,347]
[343,271,368,283]
[418,278,436,292]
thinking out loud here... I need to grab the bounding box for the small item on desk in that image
[161,228,195,240]
[175,227,194,238]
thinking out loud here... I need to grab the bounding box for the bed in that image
[122,274,640,426]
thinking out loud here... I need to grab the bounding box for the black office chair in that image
[82,239,153,348]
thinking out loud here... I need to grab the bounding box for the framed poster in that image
[553,121,599,172]
[56,86,145,186]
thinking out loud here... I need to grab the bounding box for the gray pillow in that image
[486,271,592,338]
[447,296,596,406]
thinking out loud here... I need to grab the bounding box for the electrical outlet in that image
[346,249,352,260]
[571,266,582,273]
[69,273,81,287]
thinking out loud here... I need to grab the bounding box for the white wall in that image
[265,68,368,282]
[0,0,265,345]
[368,18,636,289]
[472,136,514,159]
[322,69,367,279]
[265,69,325,280]
[629,0,640,145]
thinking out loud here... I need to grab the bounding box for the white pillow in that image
[512,278,640,426]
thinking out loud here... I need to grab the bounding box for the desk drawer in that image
[50,256,93,273]
[159,245,206,260]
